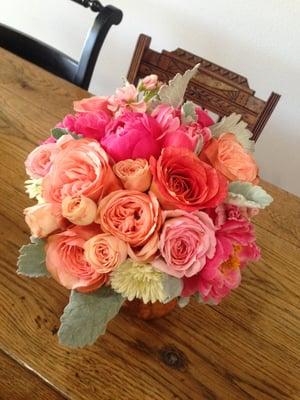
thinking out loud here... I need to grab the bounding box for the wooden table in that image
[0,48,299,400]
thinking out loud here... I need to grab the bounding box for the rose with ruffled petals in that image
[108,84,146,114]
[62,195,97,225]
[42,138,121,204]
[101,112,162,162]
[200,133,258,183]
[84,233,127,273]
[96,190,161,247]
[25,143,58,178]
[113,159,152,192]
[46,225,107,293]
[150,147,228,211]
[152,210,216,278]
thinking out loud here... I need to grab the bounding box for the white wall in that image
[1,0,300,195]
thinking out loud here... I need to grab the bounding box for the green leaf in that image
[51,128,81,140]
[17,237,49,277]
[161,275,183,304]
[178,296,190,308]
[158,63,200,108]
[181,101,197,124]
[226,181,273,209]
[58,287,124,348]
[210,113,255,153]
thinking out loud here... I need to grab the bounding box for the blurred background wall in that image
[1,0,299,195]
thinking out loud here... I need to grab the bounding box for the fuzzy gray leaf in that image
[17,237,49,277]
[162,275,183,304]
[51,128,81,140]
[181,101,197,124]
[158,64,200,108]
[58,287,124,348]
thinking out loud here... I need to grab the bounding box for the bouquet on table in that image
[18,64,273,347]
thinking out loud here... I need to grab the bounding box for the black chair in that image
[0,0,122,90]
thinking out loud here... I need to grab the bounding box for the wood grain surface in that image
[0,48,299,400]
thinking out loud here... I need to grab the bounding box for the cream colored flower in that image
[24,178,44,204]
[110,260,166,304]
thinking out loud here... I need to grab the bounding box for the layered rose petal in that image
[62,195,97,225]
[113,158,152,192]
[84,233,127,273]
[152,210,216,278]
[150,146,228,211]
[73,96,111,115]
[201,133,258,183]
[42,138,121,204]
[127,233,159,262]
[96,190,161,247]
[25,143,58,178]
[46,225,107,292]
[24,203,64,238]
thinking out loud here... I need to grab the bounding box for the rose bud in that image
[62,195,97,225]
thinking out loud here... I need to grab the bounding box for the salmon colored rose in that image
[152,210,216,278]
[113,159,152,192]
[62,195,97,225]
[42,138,121,204]
[127,233,159,262]
[73,96,112,115]
[46,225,107,293]
[24,203,64,238]
[200,133,258,183]
[25,143,58,179]
[84,233,127,273]
[96,190,162,247]
[150,147,228,211]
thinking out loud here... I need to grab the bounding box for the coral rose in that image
[42,138,121,204]
[101,112,162,162]
[150,147,228,211]
[73,96,111,115]
[46,225,107,292]
[152,210,216,278]
[113,158,152,192]
[96,190,161,247]
[24,203,64,238]
[84,233,127,273]
[200,133,258,183]
[62,195,97,225]
[25,143,58,178]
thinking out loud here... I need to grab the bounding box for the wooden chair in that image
[0,0,122,90]
[127,34,280,141]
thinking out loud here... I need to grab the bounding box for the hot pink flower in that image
[101,112,162,161]
[195,106,214,128]
[25,143,58,178]
[152,210,216,278]
[46,225,108,293]
[57,111,111,141]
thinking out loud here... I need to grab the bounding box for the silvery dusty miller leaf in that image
[17,237,50,277]
[181,100,197,124]
[210,113,255,153]
[178,296,190,308]
[162,275,183,304]
[158,64,200,108]
[226,181,273,209]
[51,128,81,140]
[58,287,124,348]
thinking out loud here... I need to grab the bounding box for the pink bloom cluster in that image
[24,72,262,304]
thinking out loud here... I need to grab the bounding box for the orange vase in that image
[123,298,177,320]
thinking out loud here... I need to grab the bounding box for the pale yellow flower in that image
[110,260,166,304]
[24,178,44,204]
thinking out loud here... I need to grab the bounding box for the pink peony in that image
[195,106,214,128]
[57,111,111,141]
[101,112,162,162]
[46,225,107,292]
[152,210,216,278]
[25,143,58,178]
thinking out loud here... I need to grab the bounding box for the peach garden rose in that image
[62,195,97,226]
[113,158,152,192]
[25,142,58,179]
[24,203,64,238]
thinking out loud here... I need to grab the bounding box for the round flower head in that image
[110,260,166,304]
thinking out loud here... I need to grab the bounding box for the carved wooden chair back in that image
[127,34,280,141]
[0,0,122,90]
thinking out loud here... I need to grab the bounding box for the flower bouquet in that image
[18,64,273,347]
